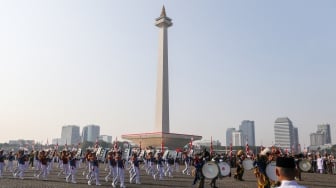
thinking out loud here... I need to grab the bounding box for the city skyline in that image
[0,1,335,147]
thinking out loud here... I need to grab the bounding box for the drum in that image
[202,162,219,179]
[218,162,231,177]
[243,159,254,170]
[266,161,278,182]
[299,159,312,172]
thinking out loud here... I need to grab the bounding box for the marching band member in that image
[88,152,101,186]
[33,150,41,177]
[174,155,180,172]
[0,150,4,177]
[6,151,15,173]
[112,152,126,188]
[154,152,164,180]
[37,150,48,180]
[130,153,141,184]
[15,150,27,179]
[59,150,70,177]
[234,150,245,181]
[192,154,204,188]
[28,150,34,168]
[146,152,155,177]
[66,150,77,184]
[253,148,271,188]
[105,151,116,182]
[84,149,93,179]
[182,152,191,175]
[165,156,174,178]
[210,153,220,188]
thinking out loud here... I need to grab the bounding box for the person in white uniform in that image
[316,154,324,174]
[275,157,306,188]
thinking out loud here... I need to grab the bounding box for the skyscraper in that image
[239,120,255,146]
[60,125,80,145]
[292,127,299,153]
[82,125,100,142]
[310,132,325,146]
[274,117,294,151]
[232,130,242,146]
[226,128,236,146]
[317,124,331,144]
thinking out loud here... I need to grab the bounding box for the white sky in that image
[0,0,335,147]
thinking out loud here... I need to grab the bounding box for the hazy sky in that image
[0,1,335,147]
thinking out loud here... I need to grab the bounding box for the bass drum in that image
[217,162,231,177]
[243,159,254,170]
[266,161,278,182]
[299,159,312,172]
[202,162,219,179]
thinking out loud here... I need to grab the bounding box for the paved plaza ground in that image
[0,165,335,188]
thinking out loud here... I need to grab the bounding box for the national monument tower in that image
[122,6,201,149]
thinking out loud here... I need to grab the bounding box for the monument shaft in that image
[155,6,172,133]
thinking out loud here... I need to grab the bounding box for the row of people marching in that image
[0,147,206,187]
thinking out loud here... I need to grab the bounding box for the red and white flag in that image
[55,139,58,150]
[189,137,193,151]
[229,142,232,158]
[139,141,142,152]
[95,138,99,148]
[113,137,118,151]
[210,136,213,154]
[65,139,68,150]
[245,139,249,155]
[161,140,164,153]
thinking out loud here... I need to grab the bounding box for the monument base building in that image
[122,132,202,149]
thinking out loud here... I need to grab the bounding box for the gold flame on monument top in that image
[160,5,167,17]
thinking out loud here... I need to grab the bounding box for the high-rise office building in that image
[226,128,236,146]
[317,124,331,144]
[98,135,112,143]
[61,125,80,145]
[82,125,100,142]
[274,117,294,151]
[239,120,255,146]
[232,130,242,146]
[292,127,300,153]
[310,132,325,146]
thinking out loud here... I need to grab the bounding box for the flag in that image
[55,139,58,150]
[245,139,249,155]
[113,137,118,151]
[95,138,99,148]
[161,140,164,153]
[65,139,68,150]
[229,142,232,158]
[139,141,142,152]
[210,136,213,154]
[189,137,193,151]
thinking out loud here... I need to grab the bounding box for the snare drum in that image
[218,162,231,177]
[266,161,278,182]
[299,159,312,172]
[202,162,219,179]
[243,159,254,170]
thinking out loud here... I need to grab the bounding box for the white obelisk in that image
[155,6,172,133]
